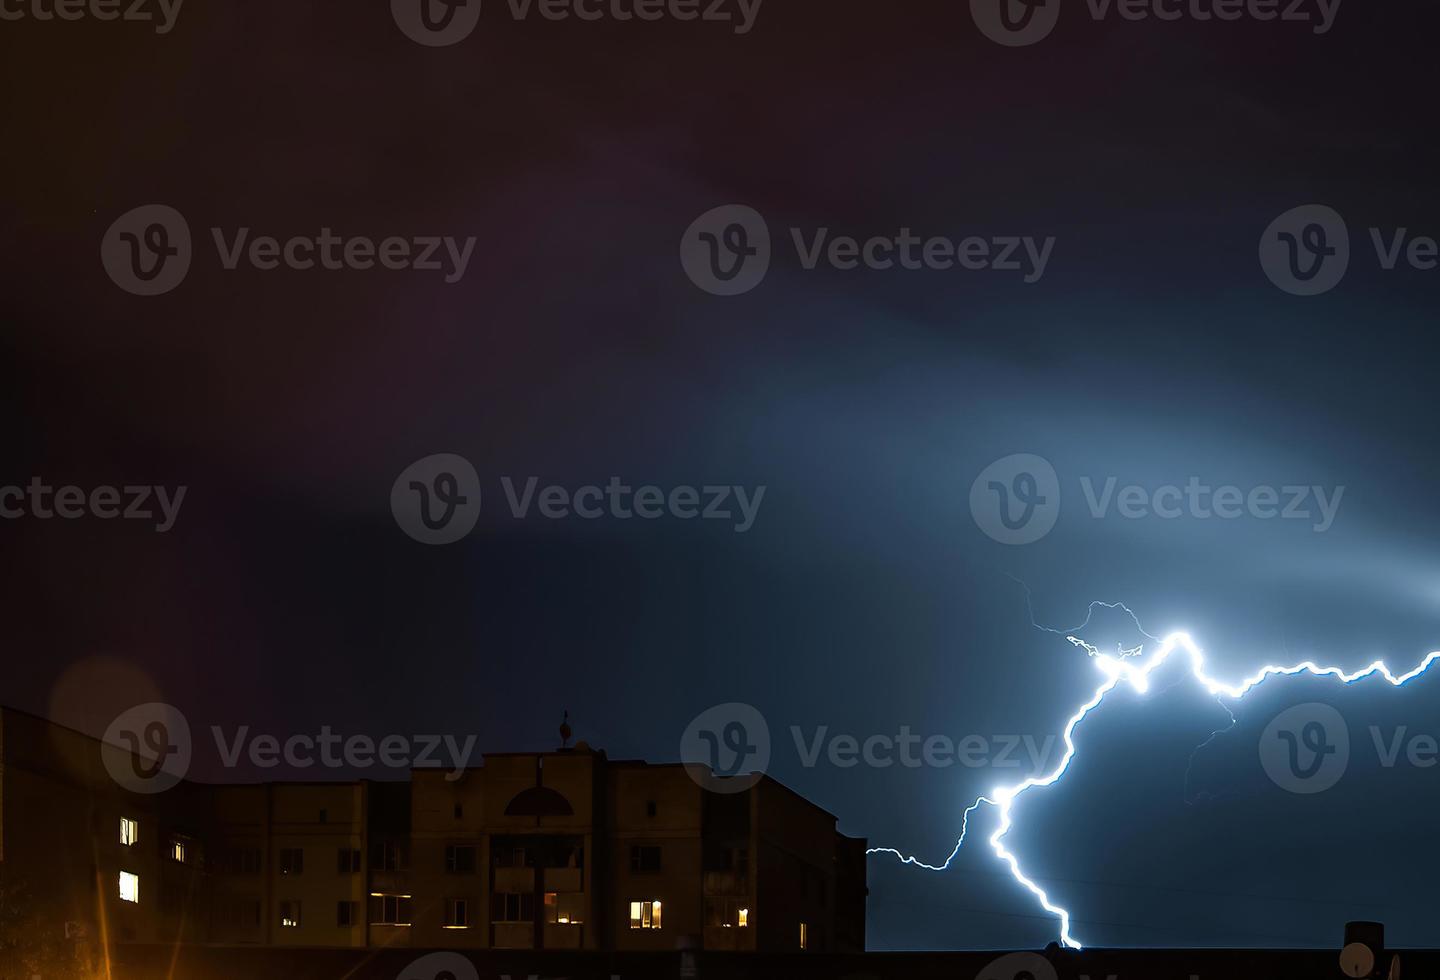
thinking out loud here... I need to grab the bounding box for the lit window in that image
[799,921,808,950]
[369,893,413,926]
[706,897,749,928]
[170,840,186,863]
[280,901,301,928]
[629,900,662,930]
[120,818,138,846]
[119,872,139,903]
[545,891,584,925]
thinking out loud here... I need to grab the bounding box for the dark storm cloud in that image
[5,0,1440,952]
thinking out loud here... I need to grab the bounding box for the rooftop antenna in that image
[559,710,572,749]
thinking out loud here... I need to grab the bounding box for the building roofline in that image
[0,705,839,821]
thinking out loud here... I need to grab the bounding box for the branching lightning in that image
[868,615,1440,950]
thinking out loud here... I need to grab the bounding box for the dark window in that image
[549,844,583,869]
[337,901,357,927]
[337,848,361,873]
[445,844,477,874]
[318,808,328,824]
[454,803,464,820]
[646,800,657,817]
[371,840,406,871]
[492,892,534,922]
[492,845,529,868]
[229,899,260,926]
[630,845,662,873]
[279,848,303,875]
[444,897,469,928]
[221,847,261,874]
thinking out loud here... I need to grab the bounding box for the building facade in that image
[0,708,865,971]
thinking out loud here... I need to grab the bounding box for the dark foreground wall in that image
[109,945,1440,980]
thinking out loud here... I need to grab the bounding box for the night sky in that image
[6,0,1440,953]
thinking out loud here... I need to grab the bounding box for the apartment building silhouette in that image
[0,707,865,971]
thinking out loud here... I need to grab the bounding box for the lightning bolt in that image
[869,625,1440,950]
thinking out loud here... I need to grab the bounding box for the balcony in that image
[492,922,533,949]
[544,867,582,892]
[703,871,749,896]
[493,867,534,892]
[544,922,584,949]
